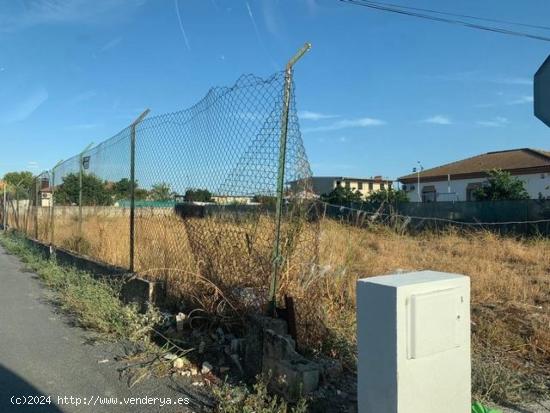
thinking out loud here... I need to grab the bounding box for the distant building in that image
[398,148,550,202]
[38,177,52,207]
[211,195,254,205]
[38,187,53,207]
[294,176,393,198]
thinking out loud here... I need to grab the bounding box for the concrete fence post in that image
[357,270,471,413]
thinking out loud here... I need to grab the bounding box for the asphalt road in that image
[0,245,210,413]
[1,244,547,413]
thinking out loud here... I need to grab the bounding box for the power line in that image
[362,0,550,31]
[339,0,550,42]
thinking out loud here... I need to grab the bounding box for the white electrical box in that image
[357,271,471,413]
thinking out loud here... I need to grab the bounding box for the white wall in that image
[403,172,550,202]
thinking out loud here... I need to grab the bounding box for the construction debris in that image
[201,361,213,374]
[173,358,186,369]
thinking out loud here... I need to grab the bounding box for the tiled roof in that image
[399,148,550,181]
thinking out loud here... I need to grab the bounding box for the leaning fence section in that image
[0,69,319,319]
[133,73,316,303]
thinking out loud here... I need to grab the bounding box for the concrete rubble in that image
[243,315,321,402]
[201,361,213,374]
[120,277,164,313]
[161,310,323,403]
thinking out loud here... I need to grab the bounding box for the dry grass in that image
[11,207,550,403]
[308,220,549,402]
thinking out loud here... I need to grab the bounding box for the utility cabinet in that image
[357,271,470,413]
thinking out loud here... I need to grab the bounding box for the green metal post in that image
[78,143,94,240]
[268,43,311,316]
[50,160,63,248]
[34,176,39,239]
[129,109,150,272]
[2,181,6,231]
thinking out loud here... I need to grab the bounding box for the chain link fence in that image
[321,199,550,235]
[0,69,320,323]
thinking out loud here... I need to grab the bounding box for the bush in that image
[473,169,529,201]
[321,186,362,205]
[214,376,307,413]
[184,188,213,203]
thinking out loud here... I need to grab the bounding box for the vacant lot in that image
[314,220,549,403]
[11,208,550,404]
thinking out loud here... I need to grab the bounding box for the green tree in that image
[3,171,34,198]
[321,186,363,205]
[54,173,113,206]
[111,178,148,201]
[135,188,149,200]
[184,188,213,203]
[473,169,529,201]
[150,182,172,201]
[111,178,133,200]
[367,188,409,204]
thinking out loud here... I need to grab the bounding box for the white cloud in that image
[339,118,386,127]
[475,94,534,108]
[0,0,145,31]
[432,71,533,86]
[491,76,532,86]
[0,88,48,123]
[303,117,386,133]
[27,161,41,171]
[421,115,452,125]
[298,110,339,121]
[508,95,534,105]
[476,116,509,127]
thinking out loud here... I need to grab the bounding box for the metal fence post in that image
[267,43,311,315]
[129,109,150,272]
[2,181,6,231]
[50,160,63,247]
[79,143,94,240]
[34,176,39,239]
[15,186,20,230]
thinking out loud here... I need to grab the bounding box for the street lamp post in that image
[413,161,423,202]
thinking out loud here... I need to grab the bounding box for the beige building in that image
[39,188,53,207]
[38,176,53,207]
[305,176,393,199]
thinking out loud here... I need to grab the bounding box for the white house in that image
[399,148,550,202]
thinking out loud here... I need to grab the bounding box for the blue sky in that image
[0,0,549,181]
